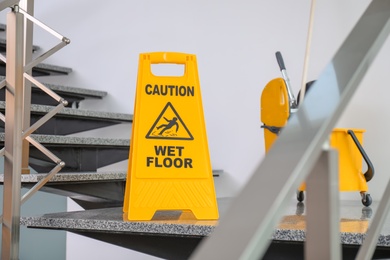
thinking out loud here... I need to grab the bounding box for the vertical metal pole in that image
[305,147,341,259]
[356,177,390,259]
[20,0,34,175]
[2,7,25,260]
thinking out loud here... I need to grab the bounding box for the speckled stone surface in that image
[22,198,390,247]
[0,133,130,146]
[0,171,127,183]
[0,76,107,98]
[22,198,229,236]
[37,81,107,98]
[0,170,221,183]
[272,200,390,246]
[0,101,132,122]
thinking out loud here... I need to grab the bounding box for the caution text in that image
[145,84,194,97]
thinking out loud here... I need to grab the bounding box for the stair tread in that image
[22,199,387,246]
[0,76,107,99]
[0,171,127,183]
[29,62,72,74]
[0,170,222,183]
[34,81,107,98]
[22,198,230,236]
[0,101,133,122]
[0,133,130,146]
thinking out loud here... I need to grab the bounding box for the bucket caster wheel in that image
[361,192,372,207]
[297,191,304,202]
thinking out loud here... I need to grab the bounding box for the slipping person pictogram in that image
[157,117,179,135]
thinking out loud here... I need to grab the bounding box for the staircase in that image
[0,50,134,205]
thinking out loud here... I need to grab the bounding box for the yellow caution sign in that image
[123,52,219,220]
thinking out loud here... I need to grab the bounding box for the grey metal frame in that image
[191,1,390,259]
[1,2,70,258]
[20,0,34,175]
[305,147,340,259]
[356,173,390,259]
[2,9,24,260]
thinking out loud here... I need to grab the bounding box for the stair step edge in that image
[0,101,133,122]
[0,133,130,146]
[0,170,223,183]
[0,76,107,98]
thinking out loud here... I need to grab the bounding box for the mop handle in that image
[275,51,297,109]
[299,0,317,106]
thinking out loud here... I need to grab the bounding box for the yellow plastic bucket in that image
[330,128,368,192]
[299,128,370,192]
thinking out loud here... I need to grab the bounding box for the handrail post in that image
[20,0,34,175]
[2,6,24,259]
[305,146,340,259]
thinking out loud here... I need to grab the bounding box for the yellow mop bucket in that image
[261,51,374,206]
[261,82,375,206]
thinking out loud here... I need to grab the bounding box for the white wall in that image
[5,0,390,259]
[31,0,314,192]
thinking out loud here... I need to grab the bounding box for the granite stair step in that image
[0,101,132,135]
[0,133,130,173]
[0,61,72,77]
[22,199,390,260]
[21,198,229,259]
[0,76,107,106]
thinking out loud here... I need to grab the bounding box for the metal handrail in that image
[24,73,65,102]
[19,7,67,41]
[25,135,62,164]
[20,161,65,204]
[191,1,390,259]
[24,41,68,72]
[22,102,66,138]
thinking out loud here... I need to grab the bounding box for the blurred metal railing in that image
[191,0,390,259]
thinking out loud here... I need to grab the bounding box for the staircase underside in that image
[28,143,130,172]
[21,172,127,209]
[0,170,222,210]
[0,134,130,172]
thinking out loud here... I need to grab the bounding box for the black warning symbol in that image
[146,102,194,140]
